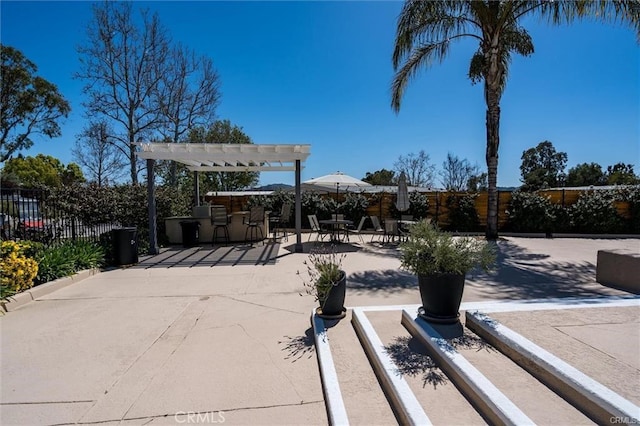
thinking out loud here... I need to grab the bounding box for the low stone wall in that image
[596,250,640,294]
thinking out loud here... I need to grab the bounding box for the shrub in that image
[300,245,346,308]
[35,240,104,285]
[340,193,369,223]
[569,190,624,233]
[301,192,333,225]
[407,191,430,219]
[506,191,556,232]
[45,183,191,255]
[446,193,480,232]
[35,244,76,284]
[1,241,39,299]
[389,191,430,220]
[400,220,495,276]
[617,185,640,233]
[269,190,295,216]
[246,195,273,211]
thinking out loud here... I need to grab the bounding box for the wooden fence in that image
[206,188,633,230]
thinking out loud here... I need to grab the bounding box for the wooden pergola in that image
[135,142,311,254]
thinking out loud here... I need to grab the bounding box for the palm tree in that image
[391,0,639,240]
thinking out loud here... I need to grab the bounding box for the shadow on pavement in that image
[278,327,315,363]
[347,269,417,294]
[134,243,281,268]
[467,240,616,300]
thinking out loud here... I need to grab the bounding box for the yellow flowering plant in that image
[1,240,39,301]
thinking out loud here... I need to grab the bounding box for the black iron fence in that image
[0,187,119,245]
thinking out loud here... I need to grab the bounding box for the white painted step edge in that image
[351,308,432,426]
[401,309,535,426]
[466,310,640,425]
[312,310,350,426]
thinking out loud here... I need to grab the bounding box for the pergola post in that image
[194,171,200,206]
[295,159,303,253]
[147,159,159,255]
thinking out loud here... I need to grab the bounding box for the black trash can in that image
[112,227,138,266]
[180,221,200,247]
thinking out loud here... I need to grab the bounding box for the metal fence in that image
[0,187,119,245]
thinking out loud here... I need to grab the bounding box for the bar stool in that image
[211,205,230,245]
[245,206,265,244]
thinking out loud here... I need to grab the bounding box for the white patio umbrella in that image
[395,172,410,212]
[303,171,371,196]
[303,172,371,217]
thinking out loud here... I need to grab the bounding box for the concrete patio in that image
[0,236,638,425]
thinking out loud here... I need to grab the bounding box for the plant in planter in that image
[400,220,495,324]
[300,246,347,320]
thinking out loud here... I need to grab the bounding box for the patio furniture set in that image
[307,214,416,244]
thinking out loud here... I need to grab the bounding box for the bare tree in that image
[156,43,222,186]
[439,152,480,191]
[72,121,126,187]
[76,2,170,184]
[394,150,435,187]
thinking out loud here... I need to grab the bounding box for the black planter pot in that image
[317,270,347,320]
[418,273,466,324]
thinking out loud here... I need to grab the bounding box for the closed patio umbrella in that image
[395,172,410,212]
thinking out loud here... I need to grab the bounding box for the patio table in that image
[319,219,353,243]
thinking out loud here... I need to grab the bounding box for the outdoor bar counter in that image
[164,206,270,244]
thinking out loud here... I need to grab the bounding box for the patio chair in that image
[399,214,414,240]
[383,218,399,243]
[308,214,329,242]
[347,216,367,243]
[211,205,230,245]
[244,206,265,244]
[369,215,384,242]
[270,203,292,241]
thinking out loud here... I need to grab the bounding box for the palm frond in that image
[536,0,640,42]
[392,41,450,112]
[392,0,482,111]
[468,51,484,84]
[393,0,480,68]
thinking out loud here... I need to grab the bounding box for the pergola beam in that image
[187,166,297,172]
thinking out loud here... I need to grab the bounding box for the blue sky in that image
[1,1,638,188]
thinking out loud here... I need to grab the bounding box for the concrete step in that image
[402,309,593,425]
[313,309,397,425]
[466,309,639,424]
[314,301,639,425]
[360,309,487,425]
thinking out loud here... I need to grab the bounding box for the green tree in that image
[520,141,568,190]
[0,45,71,162]
[1,154,85,188]
[467,172,488,192]
[157,120,259,194]
[391,1,639,239]
[362,169,396,185]
[566,162,606,187]
[606,163,639,185]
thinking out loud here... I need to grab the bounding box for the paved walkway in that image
[0,236,638,425]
